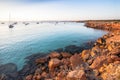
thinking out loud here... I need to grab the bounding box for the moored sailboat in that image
[8,13,14,28]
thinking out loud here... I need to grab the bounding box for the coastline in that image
[0,21,120,80]
[24,21,120,80]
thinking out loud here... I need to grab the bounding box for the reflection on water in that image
[0,22,107,70]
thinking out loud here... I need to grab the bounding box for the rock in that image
[56,71,66,80]
[61,52,72,58]
[25,74,33,80]
[81,50,90,61]
[90,46,101,57]
[0,74,7,80]
[49,52,61,58]
[61,58,70,66]
[93,70,100,76]
[33,68,41,80]
[96,38,106,45]
[87,59,94,65]
[90,56,107,69]
[48,58,61,71]
[110,55,120,61]
[107,44,113,51]
[35,57,47,64]
[110,47,120,55]
[67,69,86,80]
[41,72,47,78]
[0,63,17,74]
[41,66,46,71]
[33,74,41,80]
[34,68,42,74]
[70,54,83,69]
[100,63,120,80]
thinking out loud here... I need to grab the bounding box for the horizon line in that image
[0,19,120,22]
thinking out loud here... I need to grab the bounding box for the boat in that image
[9,24,14,28]
[8,13,14,28]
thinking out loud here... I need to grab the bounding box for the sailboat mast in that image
[8,12,14,28]
[9,12,11,25]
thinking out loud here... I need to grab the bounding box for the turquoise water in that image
[0,22,107,70]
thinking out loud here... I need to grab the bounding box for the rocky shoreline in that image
[0,21,120,80]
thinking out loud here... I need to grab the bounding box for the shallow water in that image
[0,22,107,70]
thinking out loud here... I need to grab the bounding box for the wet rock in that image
[41,72,48,78]
[19,64,32,76]
[33,68,41,80]
[25,74,33,80]
[49,52,61,59]
[35,57,47,64]
[25,53,48,65]
[54,48,63,53]
[67,69,86,80]
[33,74,41,80]
[48,58,61,71]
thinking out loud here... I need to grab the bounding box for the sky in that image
[0,0,120,21]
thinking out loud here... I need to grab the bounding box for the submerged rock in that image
[64,45,84,54]
[0,63,17,74]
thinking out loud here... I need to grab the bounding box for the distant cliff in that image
[85,21,120,31]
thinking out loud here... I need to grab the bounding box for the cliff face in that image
[1,21,120,80]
